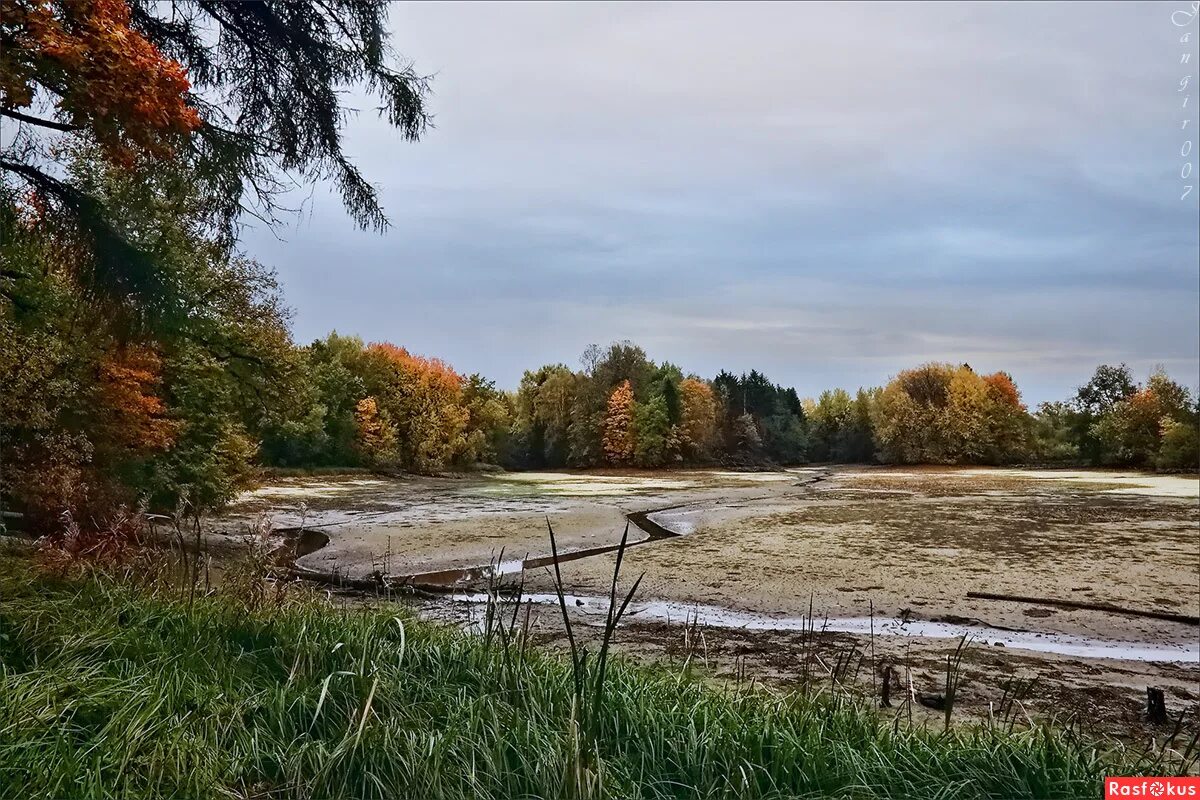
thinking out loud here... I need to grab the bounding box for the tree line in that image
[263,338,1199,476]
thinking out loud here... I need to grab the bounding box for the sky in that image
[241,1,1200,406]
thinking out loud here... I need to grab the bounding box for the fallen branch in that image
[966,591,1199,627]
[284,566,446,599]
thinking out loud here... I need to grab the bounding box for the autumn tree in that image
[358,343,470,472]
[353,396,398,468]
[678,378,718,461]
[872,364,952,463]
[1,150,295,525]
[90,345,176,469]
[2,1,437,527]
[873,363,1031,465]
[1,0,201,165]
[1090,368,1197,467]
[602,380,636,465]
[1030,364,1197,468]
[980,372,1030,463]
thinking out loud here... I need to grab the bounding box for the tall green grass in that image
[0,555,1168,799]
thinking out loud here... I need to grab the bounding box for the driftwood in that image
[880,664,895,708]
[287,566,389,591]
[284,566,442,599]
[966,591,1199,627]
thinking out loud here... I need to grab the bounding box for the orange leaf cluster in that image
[1126,387,1162,422]
[983,372,1023,409]
[94,346,175,454]
[2,0,201,165]
[368,342,464,393]
[602,380,636,465]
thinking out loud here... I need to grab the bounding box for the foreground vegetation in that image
[0,551,1186,800]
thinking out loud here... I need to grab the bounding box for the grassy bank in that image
[0,555,1171,800]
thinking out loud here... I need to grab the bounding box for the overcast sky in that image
[242,1,1200,405]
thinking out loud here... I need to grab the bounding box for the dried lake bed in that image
[218,465,1200,738]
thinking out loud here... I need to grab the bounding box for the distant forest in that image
[255,336,1198,480]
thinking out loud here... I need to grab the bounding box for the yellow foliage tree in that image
[873,363,1030,464]
[602,380,636,465]
[354,396,398,467]
[678,378,717,460]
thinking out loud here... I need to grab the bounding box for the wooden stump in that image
[916,692,946,711]
[880,664,895,708]
[1147,687,1168,724]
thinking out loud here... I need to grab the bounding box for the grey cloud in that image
[242,0,1200,405]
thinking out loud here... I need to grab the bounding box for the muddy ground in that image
[419,597,1200,747]
[218,470,805,580]
[216,465,1200,742]
[523,467,1199,646]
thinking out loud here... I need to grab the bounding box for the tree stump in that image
[880,664,895,708]
[916,692,946,711]
[1147,687,1168,724]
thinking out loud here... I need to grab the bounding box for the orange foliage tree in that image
[1,0,201,166]
[91,345,176,455]
[3,0,431,241]
[359,343,470,471]
[3,342,177,529]
[980,370,1029,462]
[983,371,1023,409]
[602,380,636,465]
[81,344,177,510]
[873,363,1031,464]
[1091,369,1195,465]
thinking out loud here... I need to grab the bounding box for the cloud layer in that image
[243,1,1200,404]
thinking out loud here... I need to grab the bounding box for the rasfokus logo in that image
[1105,778,1200,798]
